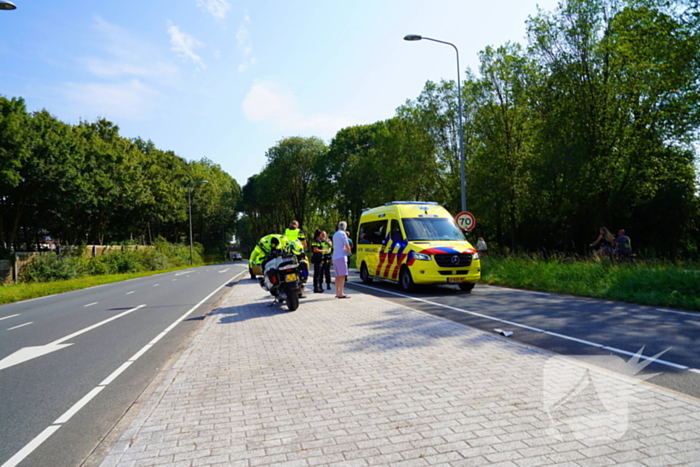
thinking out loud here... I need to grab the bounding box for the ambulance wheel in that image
[360,262,373,284]
[459,282,475,293]
[287,293,299,311]
[399,267,415,293]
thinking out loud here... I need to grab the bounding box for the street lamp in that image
[0,1,17,10]
[404,34,467,213]
[188,180,208,265]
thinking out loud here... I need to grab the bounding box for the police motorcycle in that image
[259,245,304,311]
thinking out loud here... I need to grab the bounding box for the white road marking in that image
[153,284,159,287]
[126,291,135,295]
[0,314,20,321]
[7,322,32,331]
[601,346,688,370]
[219,268,230,273]
[53,387,104,424]
[84,302,98,307]
[0,305,146,371]
[2,425,60,467]
[690,369,700,375]
[52,305,146,345]
[99,361,133,386]
[0,343,71,369]
[1,271,246,467]
[486,285,550,296]
[542,331,604,348]
[352,283,695,373]
[175,269,195,276]
[655,308,700,318]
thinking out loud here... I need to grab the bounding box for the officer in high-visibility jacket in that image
[248,234,289,272]
[284,220,307,249]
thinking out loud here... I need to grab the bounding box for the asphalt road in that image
[345,271,700,399]
[0,263,248,467]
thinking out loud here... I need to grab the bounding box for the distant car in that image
[231,252,243,261]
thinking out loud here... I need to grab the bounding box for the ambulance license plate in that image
[447,277,466,283]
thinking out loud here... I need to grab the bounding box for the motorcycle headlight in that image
[413,252,431,261]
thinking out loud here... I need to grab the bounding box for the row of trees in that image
[0,97,241,255]
[239,0,700,256]
[2,0,697,258]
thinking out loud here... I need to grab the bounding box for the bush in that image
[153,238,199,267]
[17,240,204,283]
[84,250,139,274]
[19,253,82,283]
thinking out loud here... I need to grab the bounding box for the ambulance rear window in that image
[359,220,388,245]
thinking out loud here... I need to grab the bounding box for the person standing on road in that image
[321,231,332,290]
[310,229,330,293]
[346,230,353,259]
[332,222,351,298]
[284,220,307,249]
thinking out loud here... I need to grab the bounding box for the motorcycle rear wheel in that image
[286,292,299,311]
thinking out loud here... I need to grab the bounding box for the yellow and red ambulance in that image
[355,202,480,292]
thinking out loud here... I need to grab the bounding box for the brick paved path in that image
[100,279,700,467]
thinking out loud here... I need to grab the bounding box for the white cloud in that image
[236,12,256,73]
[61,79,164,121]
[242,80,360,139]
[167,21,206,69]
[59,17,177,122]
[196,0,231,20]
[83,17,179,84]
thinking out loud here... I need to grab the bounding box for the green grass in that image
[480,254,700,312]
[0,265,199,306]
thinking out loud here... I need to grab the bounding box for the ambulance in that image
[355,202,480,292]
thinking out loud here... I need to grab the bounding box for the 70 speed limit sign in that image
[455,211,476,231]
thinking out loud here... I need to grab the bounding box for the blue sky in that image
[1,0,560,187]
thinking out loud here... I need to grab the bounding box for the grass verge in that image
[479,255,700,312]
[0,266,200,306]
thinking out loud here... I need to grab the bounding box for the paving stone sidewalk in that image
[100,279,700,467]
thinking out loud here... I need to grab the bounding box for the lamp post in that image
[188,180,208,265]
[0,1,17,10]
[404,34,466,213]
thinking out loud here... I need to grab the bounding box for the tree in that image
[263,136,327,232]
[525,0,700,251]
[397,77,480,213]
[470,43,535,250]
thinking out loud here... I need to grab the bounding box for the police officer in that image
[284,220,307,249]
[310,229,330,293]
[249,233,307,298]
[248,233,290,277]
[320,230,333,290]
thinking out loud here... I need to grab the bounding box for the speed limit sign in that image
[455,211,476,231]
